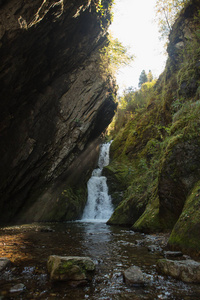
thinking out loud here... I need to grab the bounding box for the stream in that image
[1,143,200,299]
[0,221,200,299]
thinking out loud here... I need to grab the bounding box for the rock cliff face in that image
[0,0,117,223]
[106,0,200,255]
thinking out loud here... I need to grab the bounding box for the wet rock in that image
[47,255,95,282]
[40,227,55,233]
[68,280,88,288]
[156,259,200,283]
[123,266,146,286]
[10,283,26,293]
[135,240,145,246]
[148,245,163,253]
[163,251,183,258]
[183,255,191,260]
[0,258,10,272]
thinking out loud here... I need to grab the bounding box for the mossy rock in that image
[103,162,133,208]
[18,184,88,223]
[168,180,200,256]
[158,137,200,228]
[132,195,163,233]
[43,186,87,221]
[47,255,95,282]
[107,194,147,226]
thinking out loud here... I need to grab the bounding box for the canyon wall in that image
[106,0,200,256]
[0,0,117,223]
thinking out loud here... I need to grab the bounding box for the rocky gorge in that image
[0,0,200,298]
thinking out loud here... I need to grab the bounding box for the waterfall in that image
[81,142,113,222]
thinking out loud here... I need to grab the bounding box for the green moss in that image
[107,194,147,226]
[107,96,200,230]
[44,186,87,221]
[58,261,74,275]
[168,180,200,255]
[132,194,162,233]
[106,2,200,234]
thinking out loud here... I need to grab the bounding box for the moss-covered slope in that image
[106,0,200,255]
[168,180,200,255]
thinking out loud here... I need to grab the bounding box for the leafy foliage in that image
[108,80,157,138]
[155,0,189,40]
[93,0,115,25]
[100,34,134,75]
[147,70,153,82]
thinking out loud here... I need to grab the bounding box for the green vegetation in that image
[44,186,87,221]
[99,34,134,76]
[155,0,189,41]
[138,70,148,87]
[93,0,115,26]
[168,181,200,255]
[108,79,157,137]
[106,0,200,254]
[147,70,153,83]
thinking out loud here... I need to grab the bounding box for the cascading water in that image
[81,142,113,222]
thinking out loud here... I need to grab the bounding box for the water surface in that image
[0,222,200,299]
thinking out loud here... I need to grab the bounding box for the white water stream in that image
[81,142,113,222]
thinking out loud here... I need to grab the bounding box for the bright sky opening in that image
[109,0,167,93]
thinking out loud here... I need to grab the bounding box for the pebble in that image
[0,258,10,272]
[148,245,163,253]
[10,283,26,293]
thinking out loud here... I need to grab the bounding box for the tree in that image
[138,70,148,88]
[120,86,135,109]
[155,0,189,41]
[147,70,153,82]
[100,34,135,75]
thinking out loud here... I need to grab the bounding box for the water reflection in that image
[0,222,200,299]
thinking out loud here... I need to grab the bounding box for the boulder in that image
[163,251,183,258]
[123,266,146,286]
[156,259,200,283]
[47,256,95,282]
[0,258,10,272]
[168,180,200,255]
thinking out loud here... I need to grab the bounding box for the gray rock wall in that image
[0,0,117,223]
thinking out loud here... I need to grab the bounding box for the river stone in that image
[123,266,145,286]
[148,245,163,253]
[10,283,26,293]
[0,258,10,272]
[163,251,183,258]
[47,255,95,282]
[156,259,200,282]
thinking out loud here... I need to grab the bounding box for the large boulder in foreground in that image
[47,256,95,282]
[157,259,200,283]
